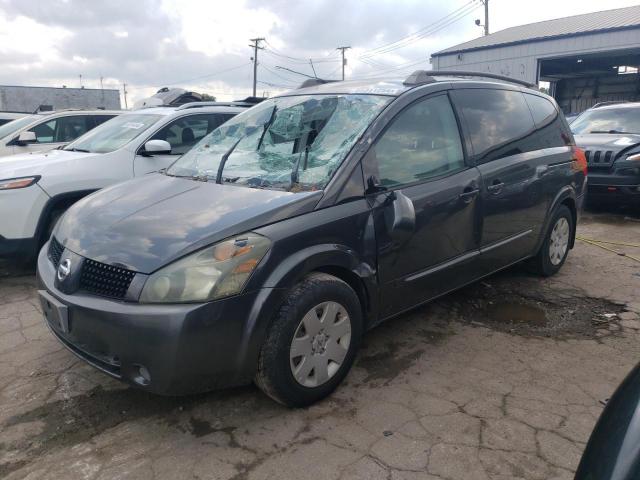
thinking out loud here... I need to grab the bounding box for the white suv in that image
[0,102,252,261]
[0,110,120,157]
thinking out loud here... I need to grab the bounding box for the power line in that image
[358,1,480,59]
[259,64,300,87]
[350,58,428,80]
[275,65,316,79]
[262,49,341,64]
[262,40,341,63]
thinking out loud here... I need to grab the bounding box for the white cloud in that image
[0,0,638,102]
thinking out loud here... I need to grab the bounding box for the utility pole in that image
[336,46,351,80]
[122,82,128,109]
[249,37,265,97]
[483,0,489,36]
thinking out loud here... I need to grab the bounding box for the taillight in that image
[571,147,588,176]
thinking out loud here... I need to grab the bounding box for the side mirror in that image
[142,139,171,156]
[15,131,37,145]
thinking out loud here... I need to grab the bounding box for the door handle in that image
[487,181,504,194]
[458,188,479,203]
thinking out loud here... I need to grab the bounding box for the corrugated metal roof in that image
[433,5,640,56]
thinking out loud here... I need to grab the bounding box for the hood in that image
[56,173,322,273]
[574,133,640,152]
[0,149,95,179]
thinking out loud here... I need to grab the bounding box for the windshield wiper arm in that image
[590,130,626,134]
[65,147,91,153]
[291,146,309,186]
[216,135,245,184]
[257,106,277,151]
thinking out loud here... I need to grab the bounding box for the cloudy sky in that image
[0,0,638,105]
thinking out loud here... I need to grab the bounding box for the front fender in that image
[235,199,378,378]
[236,244,378,380]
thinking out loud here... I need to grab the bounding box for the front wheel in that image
[255,273,362,407]
[530,205,573,276]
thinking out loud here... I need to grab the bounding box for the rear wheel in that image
[255,273,362,407]
[530,205,573,276]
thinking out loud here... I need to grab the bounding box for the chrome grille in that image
[79,259,136,299]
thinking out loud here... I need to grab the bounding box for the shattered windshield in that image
[167,94,392,191]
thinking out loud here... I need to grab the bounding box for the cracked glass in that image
[167,94,392,191]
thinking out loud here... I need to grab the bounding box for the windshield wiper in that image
[590,130,627,134]
[257,106,278,151]
[291,146,309,186]
[216,135,245,184]
[65,147,91,153]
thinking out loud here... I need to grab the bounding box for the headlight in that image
[0,176,40,190]
[139,233,271,303]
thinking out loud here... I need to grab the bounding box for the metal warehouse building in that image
[430,6,640,114]
[0,85,121,113]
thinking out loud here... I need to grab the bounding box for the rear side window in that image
[55,116,90,142]
[524,94,557,126]
[452,89,534,162]
[523,93,571,148]
[31,119,56,143]
[369,94,465,187]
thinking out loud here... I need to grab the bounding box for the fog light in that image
[133,364,151,386]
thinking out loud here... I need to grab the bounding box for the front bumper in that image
[0,184,50,259]
[587,168,640,202]
[37,244,282,395]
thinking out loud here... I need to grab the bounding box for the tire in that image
[255,272,363,407]
[530,205,573,277]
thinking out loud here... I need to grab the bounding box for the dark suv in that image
[37,71,587,406]
[571,102,640,204]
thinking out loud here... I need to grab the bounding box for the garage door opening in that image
[540,50,640,114]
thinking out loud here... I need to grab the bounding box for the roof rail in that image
[175,101,258,110]
[31,107,117,115]
[298,78,337,89]
[403,70,535,88]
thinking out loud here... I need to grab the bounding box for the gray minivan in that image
[38,71,587,406]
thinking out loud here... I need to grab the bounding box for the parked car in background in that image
[571,102,640,205]
[0,101,252,261]
[38,71,586,407]
[0,112,28,127]
[565,112,580,124]
[0,109,119,157]
[575,361,640,480]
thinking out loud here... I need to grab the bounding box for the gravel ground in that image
[1,208,639,480]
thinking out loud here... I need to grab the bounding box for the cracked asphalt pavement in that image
[2,209,640,480]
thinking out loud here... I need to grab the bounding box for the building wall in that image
[0,86,121,113]
[431,28,640,84]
